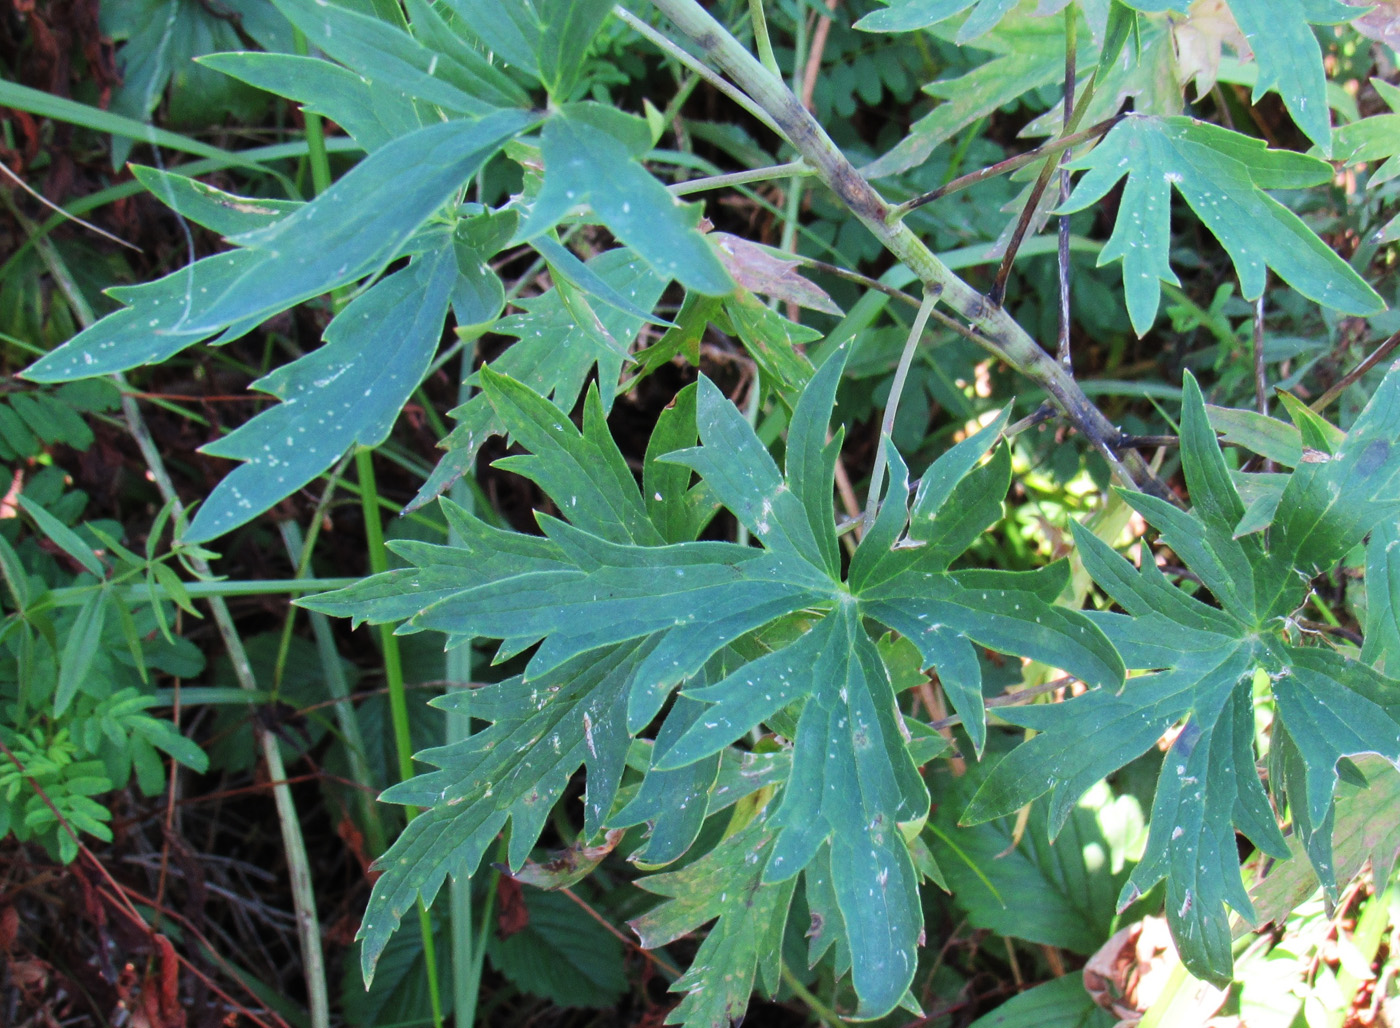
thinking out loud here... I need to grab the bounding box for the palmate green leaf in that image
[306,345,1122,1018]
[965,371,1400,985]
[1061,115,1384,335]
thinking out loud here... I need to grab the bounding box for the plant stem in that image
[1056,8,1076,368]
[614,6,786,139]
[989,70,1100,307]
[865,291,937,531]
[446,366,483,1025]
[887,117,1119,220]
[279,519,387,858]
[780,962,845,1028]
[646,0,1163,498]
[1310,328,1400,414]
[355,448,445,1028]
[669,159,812,195]
[747,0,781,78]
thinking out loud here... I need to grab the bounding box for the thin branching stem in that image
[887,117,1119,221]
[865,291,938,531]
[747,0,782,78]
[1056,9,1076,368]
[989,71,1100,307]
[668,159,812,195]
[1310,328,1400,414]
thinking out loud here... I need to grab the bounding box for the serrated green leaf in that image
[1061,116,1383,335]
[643,383,718,545]
[488,887,628,1008]
[723,294,819,406]
[353,642,645,982]
[185,247,457,542]
[519,105,732,296]
[483,368,662,546]
[411,248,667,512]
[630,810,797,1028]
[966,370,1400,985]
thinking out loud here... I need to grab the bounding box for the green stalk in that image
[780,963,844,1028]
[747,0,782,79]
[864,291,937,530]
[279,518,387,858]
[646,0,1162,497]
[293,29,333,197]
[289,49,444,1019]
[613,6,786,139]
[446,367,483,1022]
[356,448,445,1028]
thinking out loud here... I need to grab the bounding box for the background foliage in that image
[3,0,1400,1026]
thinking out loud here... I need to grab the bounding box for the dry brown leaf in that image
[1343,0,1400,50]
[1084,916,1228,1027]
[711,233,844,317]
[1172,0,1251,101]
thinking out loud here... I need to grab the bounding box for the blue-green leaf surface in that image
[965,371,1400,985]
[186,248,457,541]
[519,106,732,296]
[304,347,1122,1018]
[25,110,534,382]
[410,248,667,511]
[1061,115,1383,335]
